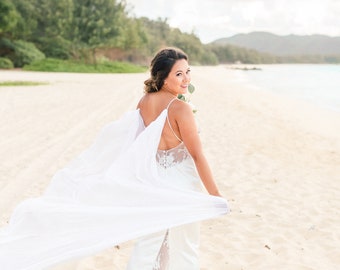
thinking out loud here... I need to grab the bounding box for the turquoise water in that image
[231,64,340,113]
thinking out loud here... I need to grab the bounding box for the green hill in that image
[213,32,340,56]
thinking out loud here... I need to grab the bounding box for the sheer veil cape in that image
[0,108,229,270]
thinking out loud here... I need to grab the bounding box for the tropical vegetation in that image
[0,0,338,71]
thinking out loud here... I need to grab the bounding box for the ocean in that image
[229,64,340,113]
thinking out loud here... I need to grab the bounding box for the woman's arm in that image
[174,102,222,197]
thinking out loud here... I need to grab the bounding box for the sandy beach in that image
[1,66,339,269]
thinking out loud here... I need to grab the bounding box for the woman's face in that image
[163,59,191,95]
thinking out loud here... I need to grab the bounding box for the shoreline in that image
[1,68,339,269]
[224,63,340,114]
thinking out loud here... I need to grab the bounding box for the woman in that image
[128,48,224,269]
[0,47,228,270]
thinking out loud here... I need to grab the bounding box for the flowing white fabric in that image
[128,141,204,269]
[0,108,228,270]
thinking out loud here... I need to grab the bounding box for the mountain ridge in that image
[213,32,340,56]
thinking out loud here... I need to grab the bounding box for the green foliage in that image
[37,36,72,59]
[10,0,37,39]
[0,0,19,35]
[24,58,147,73]
[136,17,171,54]
[277,54,340,63]
[178,84,197,113]
[117,19,148,50]
[11,0,73,39]
[168,29,204,64]
[130,18,214,65]
[0,37,15,57]
[0,57,13,69]
[2,0,339,68]
[9,40,45,67]
[1,38,46,67]
[71,0,127,50]
[208,44,277,64]
[199,50,219,65]
[10,0,75,58]
[0,81,48,86]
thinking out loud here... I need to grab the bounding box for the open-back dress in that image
[0,99,228,270]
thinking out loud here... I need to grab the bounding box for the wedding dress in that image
[0,99,228,270]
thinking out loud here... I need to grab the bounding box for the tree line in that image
[0,0,337,69]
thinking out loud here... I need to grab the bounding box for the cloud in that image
[126,0,340,43]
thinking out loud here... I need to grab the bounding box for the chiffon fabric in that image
[0,107,228,270]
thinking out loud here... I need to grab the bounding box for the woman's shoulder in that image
[170,98,195,122]
[171,98,192,112]
[136,93,151,109]
[138,94,193,116]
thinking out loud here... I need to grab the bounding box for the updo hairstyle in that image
[144,47,188,93]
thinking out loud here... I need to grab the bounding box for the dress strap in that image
[166,98,177,110]
[166,98,182,142]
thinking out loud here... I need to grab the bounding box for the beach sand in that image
[0,66,339,269]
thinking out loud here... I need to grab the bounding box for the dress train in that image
[0,109,228,270]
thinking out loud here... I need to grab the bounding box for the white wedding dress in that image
[0,100,228,270]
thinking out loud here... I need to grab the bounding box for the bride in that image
[0,47,228,270]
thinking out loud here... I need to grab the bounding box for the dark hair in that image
[144,47,188,93]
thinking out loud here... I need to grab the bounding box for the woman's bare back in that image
[138,93,182,150]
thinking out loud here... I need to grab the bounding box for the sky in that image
[125,0,340,43]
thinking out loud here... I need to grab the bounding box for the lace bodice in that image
[156,143,190,169]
